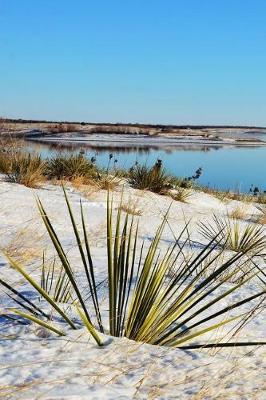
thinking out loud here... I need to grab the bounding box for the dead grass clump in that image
[69,174,120,197]
[0,139,45,187]
[119,197,143,216]
[0,138,24,174]
[70,174,91,187]
[0,152,11,174]
[0,150,45,187]
[256,194,266,205]
[6,152,45,187]
[256,214,266,225]
[4,225,45,264]
[69,175,100,198]
[228,206,248,220]
[254,206,266,225]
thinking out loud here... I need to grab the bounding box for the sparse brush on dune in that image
[200,187,266,205]
[1,188,266,350]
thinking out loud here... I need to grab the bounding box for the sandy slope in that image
[0,181,265,399]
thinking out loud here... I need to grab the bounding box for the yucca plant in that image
[46,153,96,180]
[128,161,171,193]
[2,189,266,349]
[199,215,266,256]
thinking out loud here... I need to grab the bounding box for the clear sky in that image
[0,0,265,125]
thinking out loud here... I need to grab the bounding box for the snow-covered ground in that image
[0,181,265,399]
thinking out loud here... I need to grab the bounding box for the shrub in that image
[5,152,45,188]
[128,160,171,193]
[46,153,97,180]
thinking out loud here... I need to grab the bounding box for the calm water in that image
[25,139,266,193]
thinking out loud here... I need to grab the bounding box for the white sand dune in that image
[0,181,265,399]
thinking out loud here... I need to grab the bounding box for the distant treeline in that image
[2,118,266,130]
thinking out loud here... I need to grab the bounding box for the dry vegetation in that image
[228,206,249,220]
[4,224,45,263]
[46,123,80,133]
[255,206,266,225]
[118,197,143,216]
[202,186,266,205]
[0,117,6,132]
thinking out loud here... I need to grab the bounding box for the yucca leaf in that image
[177,341,266,349]
[170,315,241,347]
[62,186,103,332]
[36,197,93,326]
[10,308,66,336]
[5,254,76,329]
[0,277,48,318]
[75,305,103,346]
[80,200,103,332]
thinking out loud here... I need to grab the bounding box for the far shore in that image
[29,132,266,148]
[1,119,266,148]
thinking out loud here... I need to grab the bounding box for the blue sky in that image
[0,0,265,125]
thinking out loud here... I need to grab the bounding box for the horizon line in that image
[2,117,266,130]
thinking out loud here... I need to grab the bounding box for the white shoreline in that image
[29,133,266,148]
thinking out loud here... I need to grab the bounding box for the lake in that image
[24,136,266,193]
